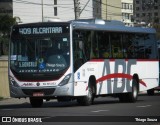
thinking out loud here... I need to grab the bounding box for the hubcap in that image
[133,86,137,98]
[88,88,92,101]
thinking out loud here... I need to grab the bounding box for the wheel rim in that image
[133,85,138,99]
[87,87,92,102]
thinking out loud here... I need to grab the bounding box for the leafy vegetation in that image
[153,23,160,39]
[0,15,20,55]
[0,96,4,101]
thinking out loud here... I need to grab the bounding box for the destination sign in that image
[19,62,37,68]
[19,27,63,35]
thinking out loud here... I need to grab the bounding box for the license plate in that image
[33,92,44,97]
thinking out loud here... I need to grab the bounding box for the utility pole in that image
[74,0,80,20]
[41,0,44,22]
[79,0,90,15]
[106,0,107,20]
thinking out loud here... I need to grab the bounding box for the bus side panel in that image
[74,62,99,96]
[136,61,159,92]
[96,59,159,93]
[74,59,159,96]
[96,59,133,95]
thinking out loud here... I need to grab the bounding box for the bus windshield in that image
[10,24,70,81]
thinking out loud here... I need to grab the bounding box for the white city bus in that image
[147,40,160,95]
[9,19,159,107]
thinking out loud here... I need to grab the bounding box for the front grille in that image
[22,88,55,96]
[10,68,68,81]
[11,69,62,81]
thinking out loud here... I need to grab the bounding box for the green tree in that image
[0,15,20,55]
[153,23,160,40]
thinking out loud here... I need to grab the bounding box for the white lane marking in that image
[136,105,152,108]
[1,109,14,111]
[91,110,109,113]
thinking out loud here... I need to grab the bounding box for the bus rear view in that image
[9,23,73,107]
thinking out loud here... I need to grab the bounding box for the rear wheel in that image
[29,97,43,108]
[119,79,138,103]
[128,79,139,102]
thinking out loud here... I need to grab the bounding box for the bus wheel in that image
[128,79,139,102]
[77,85,94,106]
[119,79,138,103]
[147,89,154,95]
[29,97,43,108]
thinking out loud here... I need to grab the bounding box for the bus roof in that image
[13,19,156,34]
[12,21,70,28]
[71,19,156,34]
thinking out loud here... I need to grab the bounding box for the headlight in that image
[9,76,19,87]
[58,74,71,86]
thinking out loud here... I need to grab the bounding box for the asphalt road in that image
[0,93,160,125]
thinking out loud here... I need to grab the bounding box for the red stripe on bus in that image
[86,73,147,91]
[136,59,159,62]
[89,59,159,62]
[96,73,147,87]
[96,73,132,82]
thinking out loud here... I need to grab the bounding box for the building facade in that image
[93,0,101,19]
[0,0,97,23]
[0,0,100,23]
[101,0,122,21]
[0,0,12,16]
[121,0,134,26]
[134,0,160,26]
[0,0,136,26]
[101,0,134,26]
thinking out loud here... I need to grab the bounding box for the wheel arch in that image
[88,75,97,95]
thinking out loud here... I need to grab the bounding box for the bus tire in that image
[119,79,138,103]
[128,79,139,102]
[29,97,43,108]
[147,89,154,95]
[77,85,95,106]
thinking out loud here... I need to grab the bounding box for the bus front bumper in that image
[10,85,74,98]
